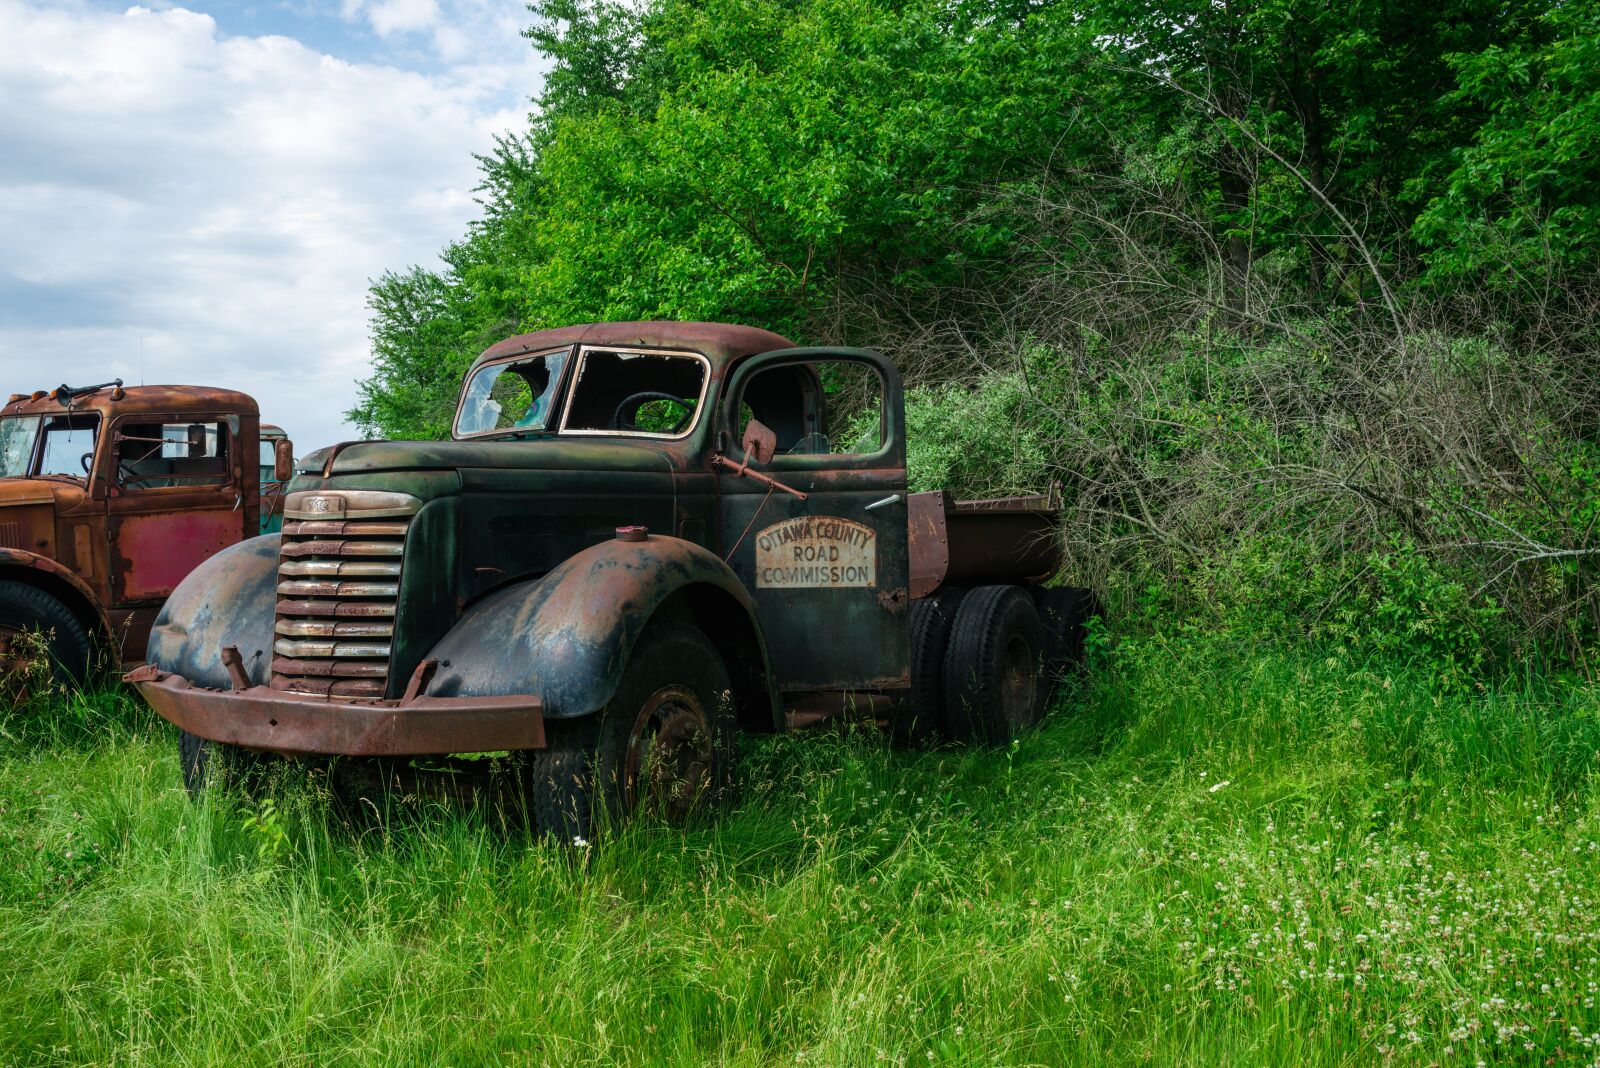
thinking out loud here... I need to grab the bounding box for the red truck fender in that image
[424,533,782,732]
[0,547,115,648]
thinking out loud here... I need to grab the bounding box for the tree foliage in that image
[352,0,1596,439]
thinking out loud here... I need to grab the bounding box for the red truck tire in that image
[0,580,93,702]
[178,730,274,798]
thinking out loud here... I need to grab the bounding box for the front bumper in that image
[124,664,546,756]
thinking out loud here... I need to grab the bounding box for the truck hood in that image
[0,476,84,510]
[300,437,685,479]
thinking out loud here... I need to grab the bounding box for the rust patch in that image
[876,587,908,611]
[129,666,546,756]
[115,510,239,601]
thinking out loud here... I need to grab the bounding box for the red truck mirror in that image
[741,419,777,465]
[272,437,294,482]
[186,423,207,458]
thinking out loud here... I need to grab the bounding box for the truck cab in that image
[132,323,1084,835]
[0,381,293,693]
[259,424,293,534]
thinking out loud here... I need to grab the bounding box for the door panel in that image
[106,415,250,605]
[716,349,910,692]
[112,509,242,601]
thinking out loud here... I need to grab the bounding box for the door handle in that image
[864,494,902,512]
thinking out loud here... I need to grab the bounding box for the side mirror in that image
[741,419,777,465]
[272,438,295,482]
[186,423,207,459]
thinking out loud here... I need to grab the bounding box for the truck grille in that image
[271,518,409,698]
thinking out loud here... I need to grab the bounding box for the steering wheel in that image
[117,461,150,489]
[79,453,93,475]
[611,391,695,434]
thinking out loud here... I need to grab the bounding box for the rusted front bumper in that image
[125,665,545,757]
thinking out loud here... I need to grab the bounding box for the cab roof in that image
[469,321,798,377]
[1,384,258,421]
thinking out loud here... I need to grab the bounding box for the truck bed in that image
[906,487,1062,597]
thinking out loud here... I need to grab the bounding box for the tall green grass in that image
[1,634,1598,1066]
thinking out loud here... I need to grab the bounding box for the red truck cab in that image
[0,380,292,694]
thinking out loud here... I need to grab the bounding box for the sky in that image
[0,0,548,451]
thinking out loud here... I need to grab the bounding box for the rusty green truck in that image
[128,322,1094,836]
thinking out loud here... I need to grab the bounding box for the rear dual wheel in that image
[1033,586,1100,683]
[888,585,965,746]
[944,585,1049,744]
[522,620,736,841]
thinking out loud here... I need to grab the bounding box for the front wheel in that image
[0,580,93,705]
[178,730,274,799]
[522,620,736,841]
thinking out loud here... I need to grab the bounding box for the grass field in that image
[2,633,1599,1066]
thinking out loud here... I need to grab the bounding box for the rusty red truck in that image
[129,323,1095,835]
[0,380,294,694]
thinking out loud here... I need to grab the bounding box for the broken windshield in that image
[0,416,39,477]
[455,350,568,438]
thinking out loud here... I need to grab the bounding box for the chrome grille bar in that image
[271,508,413,699]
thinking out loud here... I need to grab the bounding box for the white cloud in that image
[342,0,440,37]
[0,0,545,450]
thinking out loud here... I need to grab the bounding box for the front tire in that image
[523,620,736,841]
[0,580,92,704]
[178,729,272,799]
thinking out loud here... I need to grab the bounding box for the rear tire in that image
[1033,586,1100,685]
[0,580,92,704]
[888,586,964,746]
[522,620,736,841]
[943,585,1046,745]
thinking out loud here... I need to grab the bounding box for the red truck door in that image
[716,348,911,693]
[105,414,253,605]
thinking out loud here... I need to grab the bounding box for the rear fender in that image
[0,548,113,646]
[426,535,780,729]
[145,535,280,689]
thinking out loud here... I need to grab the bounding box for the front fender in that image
[426,534,778,725]
[0,548,114,641]
[145,534,280,689]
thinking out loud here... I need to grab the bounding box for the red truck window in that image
[36,413,100,477]
[116,420,231,489]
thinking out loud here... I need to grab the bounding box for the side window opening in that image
[738,361,885,457]
[116,421,230,489]
[36,413,101,477]
[259,439,277,482]
[562,349,709,437]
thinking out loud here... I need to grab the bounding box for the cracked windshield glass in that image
[0,416,40,477]
[456,351,567,436]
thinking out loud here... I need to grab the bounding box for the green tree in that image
[1415,0,1600,282]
